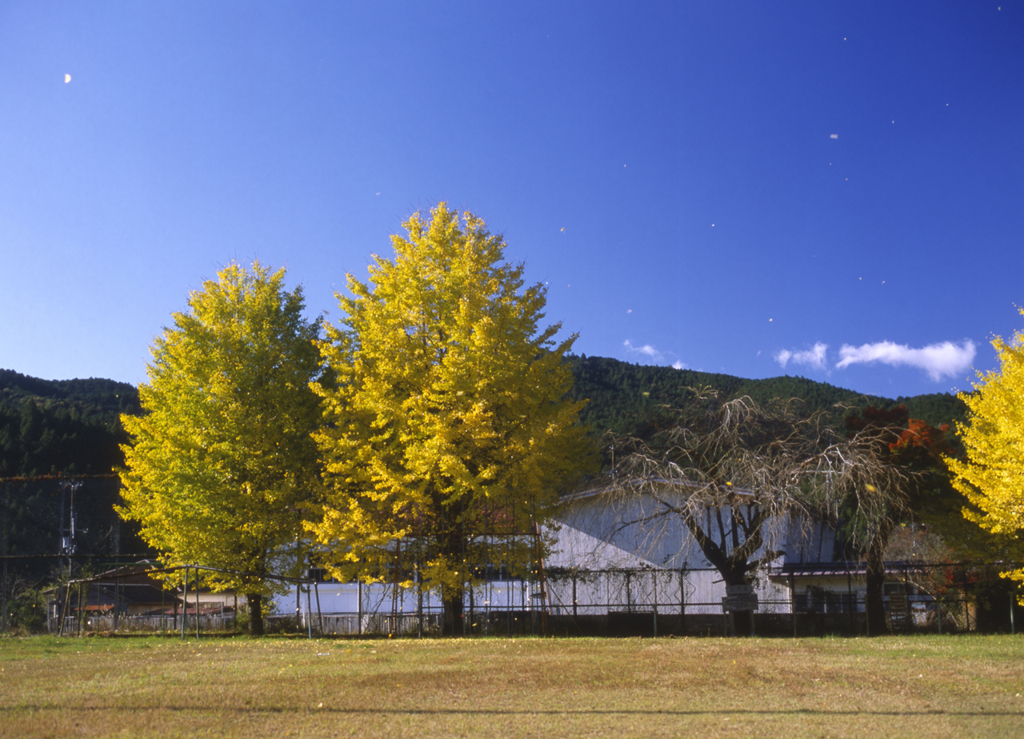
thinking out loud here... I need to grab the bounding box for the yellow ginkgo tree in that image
[118,262,323,635]
[308,204,591,634]
[947,308,1024,602]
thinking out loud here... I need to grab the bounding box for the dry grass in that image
[1,634,1022,738]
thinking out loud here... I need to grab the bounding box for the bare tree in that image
[591,391,907,635]
[809,422,910,634]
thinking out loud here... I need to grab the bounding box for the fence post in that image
[572,571,577,619]
[306,586,313,639]
[416,569,423,639]
[181,567,188,640]
[59,584,72,637]
[653,571,658,638]
[314,581,323,637]
[1,485,7,635]
[847,569,854,634]
[679,568,686,635]
[791,573,797,638]
[485,580,491,637]
[962,570,970,632]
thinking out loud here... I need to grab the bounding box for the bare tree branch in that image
[568,390,912,632]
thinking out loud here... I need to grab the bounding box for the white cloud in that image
[623,339,661,360]
[775,342,829,371]
[835,340,976,381]
[624,340,687,370]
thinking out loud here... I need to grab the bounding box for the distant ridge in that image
[0,369,140,477]
[0,359,967,475]
[566,355,967,437]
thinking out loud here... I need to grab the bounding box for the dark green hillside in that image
[1,361,968,475]
[1,372,147,583]
[0,370,140,477]
[891,392,969,431]
[0,361,969,573]
[567,355,967,437]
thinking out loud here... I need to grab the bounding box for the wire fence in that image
[3,557,1020,638]
[272,561,1021,638]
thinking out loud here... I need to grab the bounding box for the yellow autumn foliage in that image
[308,204,592,620]
[118,262,323,627]
[947,308,1024,600]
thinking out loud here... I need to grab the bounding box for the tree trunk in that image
[439,519,466,637]
[732,608,754,636]
[864,519,894,636]
[724,572,754,637]
[247,592,265,636]
[442,586,463,637]
[681,508,767,638]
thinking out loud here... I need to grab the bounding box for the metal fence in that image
[272,562,1022,638]
[4,557,1020,637]
[50,612,238,635]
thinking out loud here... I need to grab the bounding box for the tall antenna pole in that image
[58,480,82,629]
[1,481,7,630]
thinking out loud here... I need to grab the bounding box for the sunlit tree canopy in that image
[118,262,323,634]
[307,204,592,633]
[947,309,1024,599]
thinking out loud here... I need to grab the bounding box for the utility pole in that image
[58,480,83,628]
[2,483,8,634]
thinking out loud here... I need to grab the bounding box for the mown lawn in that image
[1,634,1022,738]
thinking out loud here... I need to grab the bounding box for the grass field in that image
[1,634,1022,738]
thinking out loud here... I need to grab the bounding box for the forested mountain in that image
[0,371,147,583]
[0,369,140,477]
[566,355,968,438]
[1,360,969,478]
[0,362,970,581]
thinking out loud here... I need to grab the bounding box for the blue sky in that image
[2,2,1022,399]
